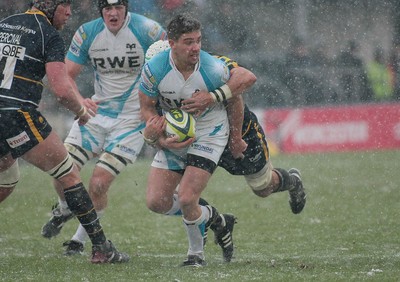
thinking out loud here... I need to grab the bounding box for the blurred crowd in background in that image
[1,0,400,110]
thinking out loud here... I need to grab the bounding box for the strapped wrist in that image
[209,84,233,102]
[142,134,158,145]
[76,105,87,117]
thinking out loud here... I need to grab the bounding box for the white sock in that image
[183,205,210,259]
[71,210,104,245]
[164,194,182,216]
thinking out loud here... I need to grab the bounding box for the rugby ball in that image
[165,109,196,142]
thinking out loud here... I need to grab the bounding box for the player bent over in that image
[182,55,307,214]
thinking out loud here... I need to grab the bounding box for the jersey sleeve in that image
[200,51,231,91]
[130,13,167,51]
[139,63,160,98]
[139,51,169,97]
[66,23,94,65]
[43,30,66,63]
[215,55,239,71]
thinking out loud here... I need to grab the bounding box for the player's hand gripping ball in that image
[165,109,196,142]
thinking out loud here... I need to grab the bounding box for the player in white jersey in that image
[40,0,167,256]
[139,14,242,267]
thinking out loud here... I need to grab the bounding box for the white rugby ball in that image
[165,109,196,142]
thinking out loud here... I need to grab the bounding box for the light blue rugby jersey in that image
[67,12,166,119]
[139,49,230,128]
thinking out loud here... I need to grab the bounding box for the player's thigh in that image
[179,165,211,203]
[22,130,69,171]
[146,167,181,206]
[244,161,274,192]
[64,115,108,155]
[188,130,228,166]
[103,118,145,163]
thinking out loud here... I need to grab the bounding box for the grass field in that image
[0,150,399,281]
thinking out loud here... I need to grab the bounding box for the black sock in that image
[64,183,106,245]
[199,197,209,206]
[198,198,224,231]
[273,168,295,192]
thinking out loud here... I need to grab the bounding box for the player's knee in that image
[245,163,273,196]
[146,197,164,214]
[177,190,197,209]
[146,194,172,214]
[0,160,20,188]
[64,143,93,169]
[90,168,115,193]
[46,154,75,180]
[96,152,128,177]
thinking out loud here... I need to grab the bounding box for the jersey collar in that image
[25,9,51,25]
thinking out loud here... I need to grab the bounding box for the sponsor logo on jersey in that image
[0,43,25,59]
[0,24,36,35]
[7,131,30,148]
[69,42,80,56]
[78,26,87,40]
[160,96,182,108]
[92,56,141,69]
[116,144,136,156]
[248,152,262,163]
[73,32,83,46]
[143,64,157,84]
[91,48,108,52]
[140,81,153,93]
[148,24,161,40]
[141,74,154,90]
[192,144,214,154]
[126,43,136,50]
[160,90,176,95]
[144,64,153,77]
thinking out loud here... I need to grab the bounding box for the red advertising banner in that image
[263,103,400,153]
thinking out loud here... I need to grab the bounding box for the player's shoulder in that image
[128,13,165,40]
[128,12,150,22]
[80,17,105,35]
[200,50,230,80]
[23,12,59,37]
[72,17,105,48]
[130,12,161,22]
[200,50,225,67]
[214,55,239,70]
[146,50,171,76]
[128,12,162,30]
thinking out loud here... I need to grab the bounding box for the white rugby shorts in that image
[151,118,229,170]
[65,114,145,163]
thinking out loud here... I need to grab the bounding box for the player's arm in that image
[139,90,167,145]
[65,59,97,116]
[226,95,247,159]
[45,61,91,124]
[181,66,257,115]
[228,66,257,96]
[139,90,193,149]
